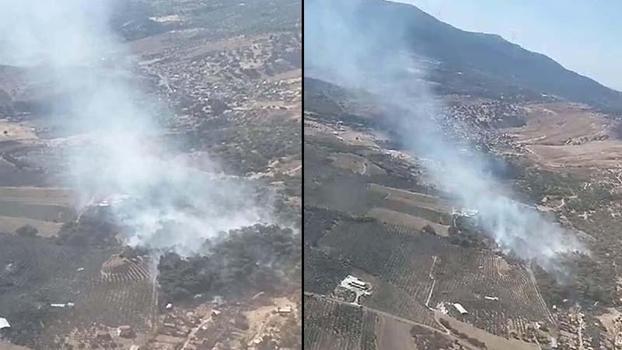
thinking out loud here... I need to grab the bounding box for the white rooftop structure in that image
[96,194,132,208]
[0,317,10,329]
[341,275,369,290]
[339,275,372,305]
[276,306,293,314]
[452,208,479,218]
[453,303,468,315]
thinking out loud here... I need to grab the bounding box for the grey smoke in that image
[305,0,584,274]
[0,0,273,255]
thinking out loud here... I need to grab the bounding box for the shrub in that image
[16,224,38,237]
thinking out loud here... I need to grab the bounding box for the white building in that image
[0,317,10,329]
[451,208,479,218]
[453,303,468,315]
[342,275,369,291]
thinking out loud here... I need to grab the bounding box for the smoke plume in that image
[0,0,273,255]
[305,0,584,274]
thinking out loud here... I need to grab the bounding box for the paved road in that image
[425,256,438,307]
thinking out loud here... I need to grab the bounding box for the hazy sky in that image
[393,0,622,91]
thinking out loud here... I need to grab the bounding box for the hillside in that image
[308,0,622,113]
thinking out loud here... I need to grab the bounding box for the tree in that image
[16,224,38,237]
[422,224,436,235]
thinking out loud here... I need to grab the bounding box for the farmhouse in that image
[343,275,369,290]
[339,275,373,305]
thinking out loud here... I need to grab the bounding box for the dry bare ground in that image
[436,312,539,350]
[504,103,622,171]
[0,186,75,237]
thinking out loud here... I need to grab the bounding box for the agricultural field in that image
[304,294,379,350]
[0,186,76,236]
[304,72,622,348]
[429,252,553,338]
[302,74,573,349]
[304,246,352,295]
[0,233,147,348]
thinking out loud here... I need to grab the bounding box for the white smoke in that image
[305,0,584,274]
[0,0,273,255]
